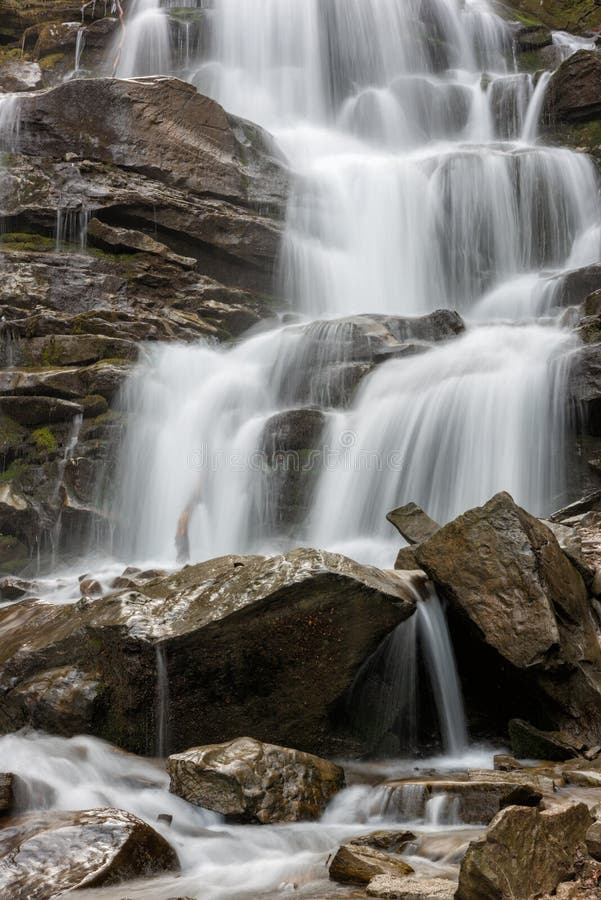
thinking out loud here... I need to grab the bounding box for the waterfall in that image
[346,585,468,757]
[105,0,599,572]
[113,0,171,78]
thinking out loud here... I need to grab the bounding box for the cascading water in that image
[109,0,599,571]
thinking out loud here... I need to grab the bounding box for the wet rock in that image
[493,755,523,772]
[329,843,414,885]
[0,549,417,755]
[79,578,102,598]
[22,333,139,367]
[168,736,344,824]
[415,492,601,746]
[586,820,601,860]
[0,59,42,92]
[0,576,34,602]
[30,21,80,59]
[0,773,14,814]
[87,218,197,268]
[514,24,553,51]
[544,51,601,124]
[15,76,287,222]
[0,394,83,426]
[382,776,546,826]
[8,665,102,735]
[415,492,582,669]
[386,503,439,545]
[366,875,456,899]
[394,546,421,570]
[456,800,592,900]
[498,784,543,810]
[0,807,179,897]
[351,831,416,854]
[509,718,583,762]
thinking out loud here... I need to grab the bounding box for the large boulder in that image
[456,801,592,900]
[0,807,178,898]
[0,550,416,756]
[168,736,344,823]
[543,51,601,124]
[414,492,601,745]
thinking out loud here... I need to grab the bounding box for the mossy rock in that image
[0,232,55,253]
[0,415,27,459]
[502,1,601,33]
[0,534,28,574]
[31,426,58,454]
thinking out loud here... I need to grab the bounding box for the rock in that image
[79,578,102,598]
[509,719,583,762]
[415,492,582,669]
[0,577,34,601]
[351,831,416,854]
[168,736,344,824]
[544,51,601,124]
[382,776,546,826]
[22,333,139,367]
[498,784,543,809]
[87,218,197,268]
[493,755,523,772]
[415,492,601,746]
[587,820,601,860]
[15,76,286,224]
[386,503,439,545]
[0,59,42,92]
[0,395,83,426]
[514,25,552,52]
[503,1,601,33]
[0,807,178,897]
[0,773,14,813]
[366,875,456,899]
[555,265,601,309]
[329,843,414,885]
[0,549,417,755]
[394,546,421,570]
[456,800,592,900]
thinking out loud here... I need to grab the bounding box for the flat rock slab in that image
[367,875,456,899]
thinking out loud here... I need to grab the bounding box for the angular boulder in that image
[0,807,178,897]
[329,842,414,885]
[386,502,439,545]
[168,736,344,824]
[456,801,592,900]
[0,549,416,756]
[415,492,601,745]
[508,718,583,762]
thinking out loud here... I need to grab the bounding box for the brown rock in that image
[0,773,14,814]
[0,549,416,756]
[0,395,83,426]
[350,831,416,854]
[168,736,345,824]
[586,820,601,861]
[0,807,178,896]
[509,718,583,762]
[456,800,592,900]
[386,503,439,545]
[0,59,42,92]
[329,843,414,885]
[544,51,601,124]
[415,492,601,746]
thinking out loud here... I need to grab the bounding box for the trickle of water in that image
[155,643,170,758]
[347,585,468,756]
